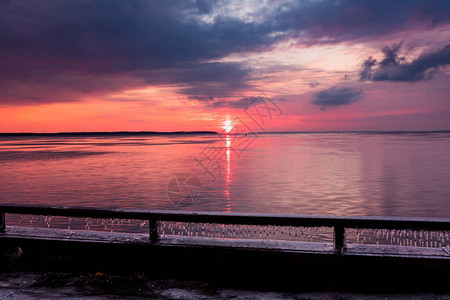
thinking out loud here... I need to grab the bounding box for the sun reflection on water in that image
[225,134,232,212]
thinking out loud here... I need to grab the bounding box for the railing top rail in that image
[1,204,449,231]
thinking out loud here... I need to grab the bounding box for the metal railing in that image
[1,204,449,254]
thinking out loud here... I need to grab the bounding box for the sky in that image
[0,0,449,133]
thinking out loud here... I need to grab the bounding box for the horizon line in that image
[1,129,450,137]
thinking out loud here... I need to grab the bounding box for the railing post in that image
[149,219,159,243]
[334,225,345,254]
[0,213,5,233]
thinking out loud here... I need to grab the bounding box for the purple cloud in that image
[360,44,450,82]
[312,87,363,109]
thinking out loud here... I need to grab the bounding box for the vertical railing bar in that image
[0,212,5,233]
[149,219,159,243]
[334,225,345,254]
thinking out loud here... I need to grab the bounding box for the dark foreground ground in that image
[0,272,449,300]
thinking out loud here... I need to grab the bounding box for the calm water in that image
[0,132,449,218]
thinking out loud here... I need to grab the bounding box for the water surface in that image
[0,132,449,218]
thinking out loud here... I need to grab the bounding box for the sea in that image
[0,132,449,218]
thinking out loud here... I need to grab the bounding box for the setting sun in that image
[223,119,234,133]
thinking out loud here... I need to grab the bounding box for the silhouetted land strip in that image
[0,131,218,137]
[1,130,449,137]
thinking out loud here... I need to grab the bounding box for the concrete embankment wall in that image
[1,230,449,293]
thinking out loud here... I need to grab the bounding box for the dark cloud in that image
[0,1,276,73]
[360,57,378,81]
[360,44,450,82]
[208,96,285,110]
[277,0,450,45]
[0,74,144,106]
[0,1,275,105]
[211,97,257,109]
[0,0,449,105]
[311,87,363,109]
[188,95,214,102]
[143,62,253,97]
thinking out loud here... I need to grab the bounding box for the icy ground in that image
[0,272,449,300]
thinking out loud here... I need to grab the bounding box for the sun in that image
[223,119,234,133]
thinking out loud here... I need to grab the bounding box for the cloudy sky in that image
[0,0,449,132]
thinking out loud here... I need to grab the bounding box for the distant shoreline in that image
[0,131,219,137]
[0,130,449,137]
